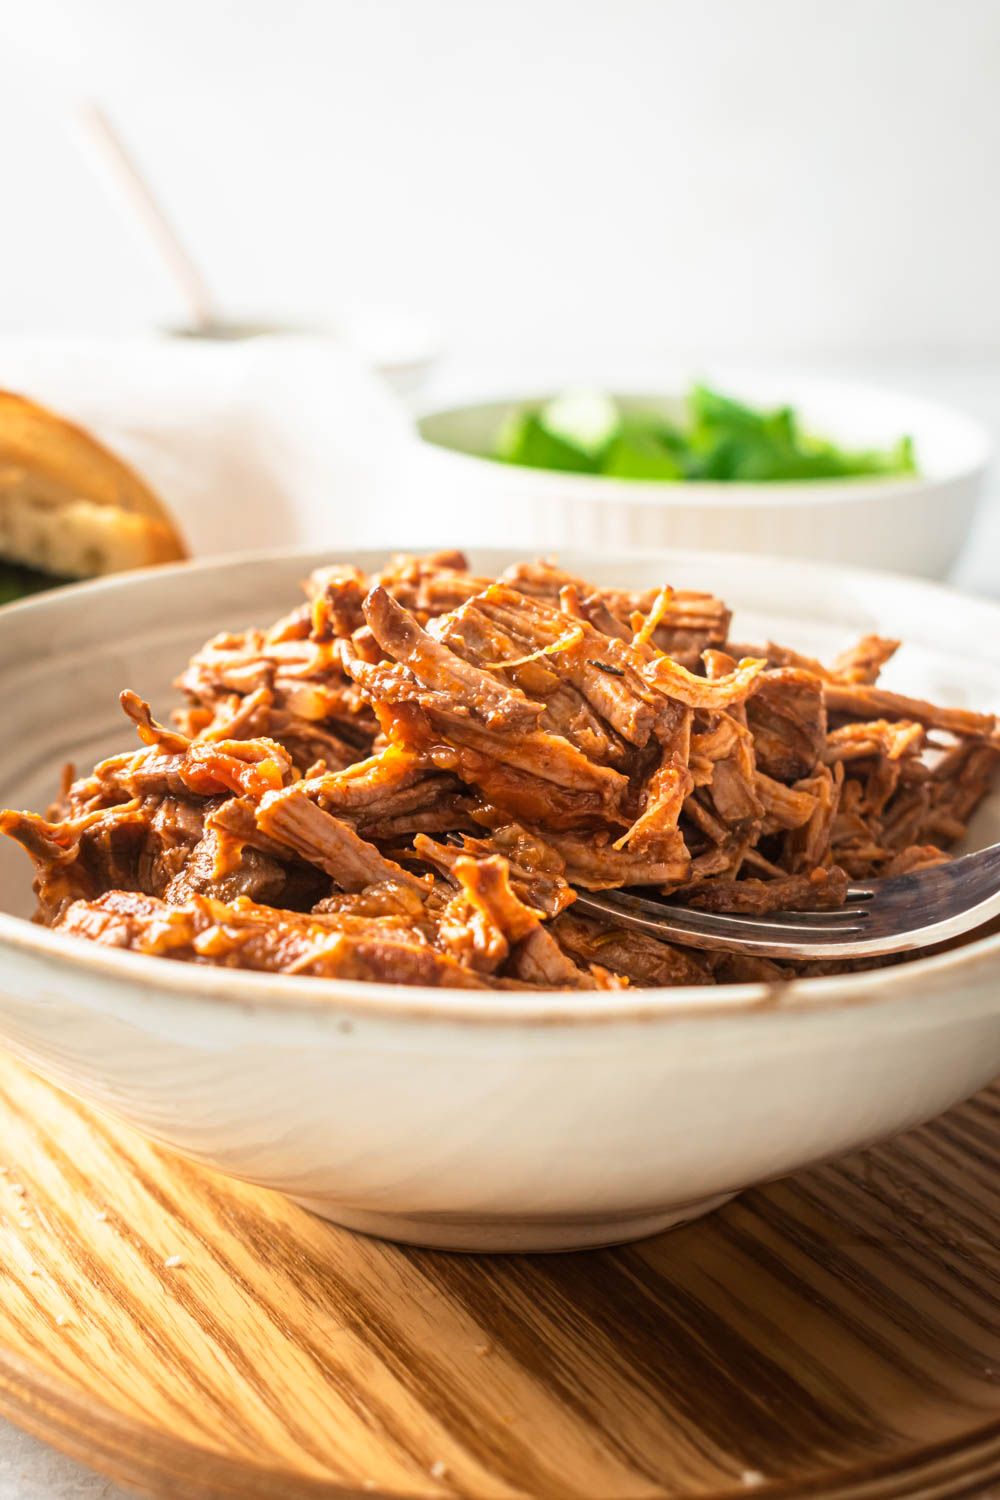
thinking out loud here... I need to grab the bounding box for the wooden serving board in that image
[0,1053,998,1500]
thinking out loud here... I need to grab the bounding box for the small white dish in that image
[414,377,992,578]
[1,545,999,1252]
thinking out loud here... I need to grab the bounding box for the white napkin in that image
[0,335,415,556]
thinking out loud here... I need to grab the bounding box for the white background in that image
[2,0,999,365]
[0,3,998,1496]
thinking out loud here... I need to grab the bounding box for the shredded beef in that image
[3,551,997,988]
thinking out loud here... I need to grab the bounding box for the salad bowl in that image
[414,376,991,578]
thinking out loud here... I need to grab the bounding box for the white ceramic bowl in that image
[1,546,1000,1253]
[415,377,991,578]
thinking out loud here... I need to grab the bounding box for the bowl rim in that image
[1,541,999,1030]
[1,899,998,1028]
[415,376,993,506]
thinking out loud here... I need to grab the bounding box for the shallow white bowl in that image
[415,377,991,578]
[1,546,1000,1252]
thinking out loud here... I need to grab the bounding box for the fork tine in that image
[571,890,872,958]
[583,895,862,935]
[743,907,870,929]
[573,840,1000,962]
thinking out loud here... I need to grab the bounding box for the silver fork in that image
[572,844,1000,960]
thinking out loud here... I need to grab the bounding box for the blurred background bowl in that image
[415,375,992,577]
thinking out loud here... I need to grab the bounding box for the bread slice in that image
[0,391,187,579]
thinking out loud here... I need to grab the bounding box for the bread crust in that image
[0,391,186,578]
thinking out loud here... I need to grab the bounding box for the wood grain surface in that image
[0,1051,997,1500]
